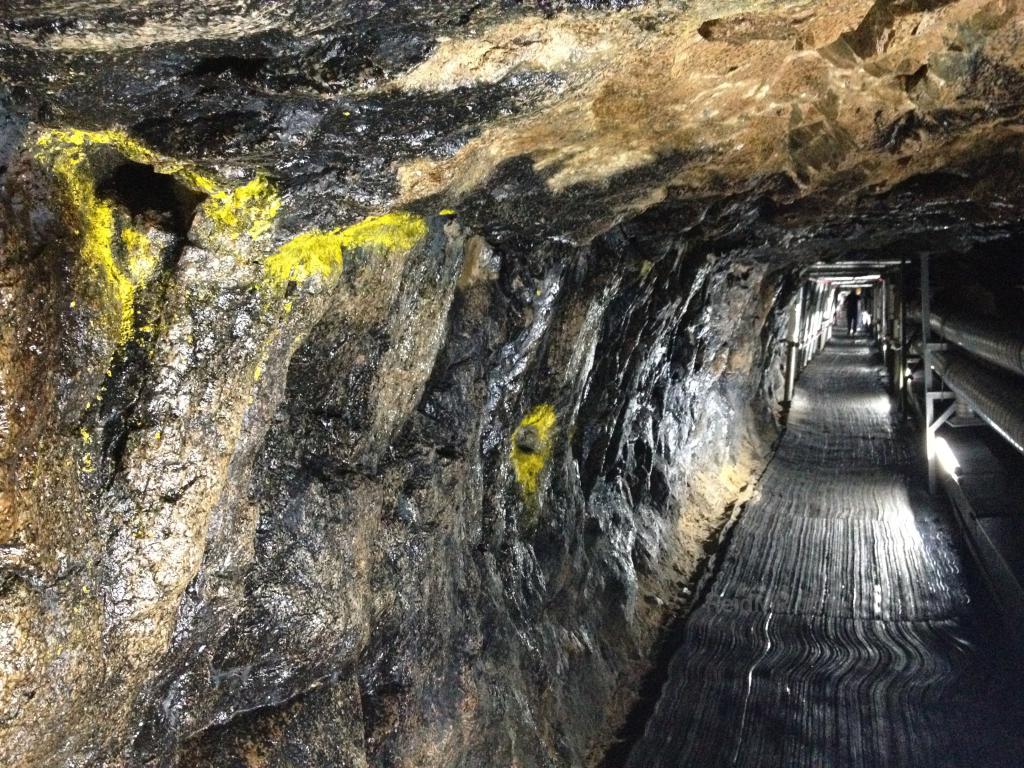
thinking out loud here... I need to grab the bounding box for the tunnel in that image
[1,2,1024,767]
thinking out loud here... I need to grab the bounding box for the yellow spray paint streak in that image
[264,212,428,287]
[36,127,160,166]
[203,175,281,238]
[265,229,346,285]
[36,127,282,239]
[511,404,557,496]
[34,127,284,342]
[35,134,136,344]
[122,226,158,282]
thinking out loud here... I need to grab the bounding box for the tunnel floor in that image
[625,335,1024,768]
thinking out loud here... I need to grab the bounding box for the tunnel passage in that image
[623,330,1024,768]
[614,251,1024,767]
[4,1,1024,766]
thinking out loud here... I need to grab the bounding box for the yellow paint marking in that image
[511,403,557,496]
[34,128,284,344]
[264,212,427,287]
[203,175,281,238]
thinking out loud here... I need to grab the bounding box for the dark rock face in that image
[1,1,1023,766]
[0,133,774,765]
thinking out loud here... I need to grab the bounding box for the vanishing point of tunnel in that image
[2,1,1024,766]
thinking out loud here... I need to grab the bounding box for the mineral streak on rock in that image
[1,0,1023,766]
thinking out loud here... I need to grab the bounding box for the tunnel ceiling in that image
[2,2,1024,767]
[3,0,1024,257]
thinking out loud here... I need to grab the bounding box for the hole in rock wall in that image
[95,160,207,235]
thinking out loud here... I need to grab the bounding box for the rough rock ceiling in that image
[4,0,1024,252]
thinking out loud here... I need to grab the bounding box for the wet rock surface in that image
[0,118,777,768]
[1,1,1023,766]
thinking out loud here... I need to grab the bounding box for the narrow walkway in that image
[625,336,1024,768]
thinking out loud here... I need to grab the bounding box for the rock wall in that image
[0,123,786,765]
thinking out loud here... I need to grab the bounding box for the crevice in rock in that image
[95,160,206,235]
[185,55,269,82]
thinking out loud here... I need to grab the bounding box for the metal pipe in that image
[932,351,1024,454]
[928,309,1024,380]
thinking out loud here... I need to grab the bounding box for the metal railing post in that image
[784,283,804,404]
[899,257,907,416]
[921,254,937,494]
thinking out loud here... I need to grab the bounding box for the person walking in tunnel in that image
[844,289,861,335]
